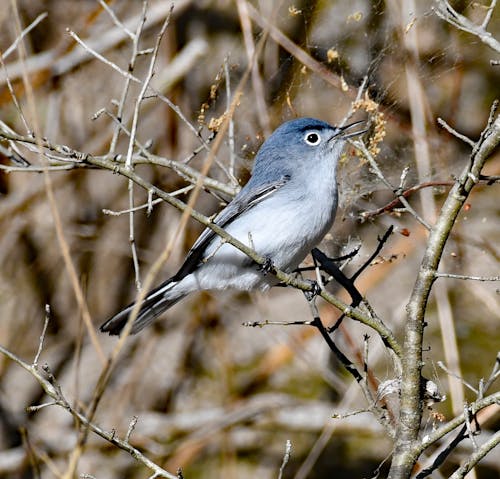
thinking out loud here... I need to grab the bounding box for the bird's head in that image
[252,117,366,179]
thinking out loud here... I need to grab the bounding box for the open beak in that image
[335,119,368,139]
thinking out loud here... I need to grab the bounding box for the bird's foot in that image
[258,256,275,275]
[303,280,322,301]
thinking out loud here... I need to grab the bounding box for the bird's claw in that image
[304,280,322,301]
[259,257,275,275]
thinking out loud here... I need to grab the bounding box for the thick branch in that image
[388,109,500,478]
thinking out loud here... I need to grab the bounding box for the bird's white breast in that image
[187,177,337,292]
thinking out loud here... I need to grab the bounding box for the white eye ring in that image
[304,131,321,146]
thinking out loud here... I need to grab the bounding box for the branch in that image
[416,392,500,455]
[0,128,238,196]
[0,11,48,61]
[434,272,500,282]
[360,181,454,220]
[277,440,292,479]
[0,344,178,479]
[434,0,500,54]
[449,429,500,479]
[354,139,432,229]
[388,103,500,478]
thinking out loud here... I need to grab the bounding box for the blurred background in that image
[0,1,498,478]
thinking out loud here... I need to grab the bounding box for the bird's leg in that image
[312,225,394,332]
[312,248,362,305]
[293,245,359,274]
[258,256,276,275]
[303,279,322,301]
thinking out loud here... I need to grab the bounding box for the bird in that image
[100,117,365,335]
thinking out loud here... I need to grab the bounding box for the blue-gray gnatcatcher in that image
[100,117,365,335]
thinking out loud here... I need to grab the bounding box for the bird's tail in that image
[100,280,186,335]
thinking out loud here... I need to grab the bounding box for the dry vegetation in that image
[0,1,499,478]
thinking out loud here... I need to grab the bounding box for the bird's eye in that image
[304,131,321,146]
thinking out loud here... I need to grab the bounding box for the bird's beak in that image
[336,120,368,139]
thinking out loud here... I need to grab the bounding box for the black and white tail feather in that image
[99,280,186,335]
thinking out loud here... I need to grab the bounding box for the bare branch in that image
[0,344,179,479]
[435,272,500,282]
[434,0,500,53]
[33,305,50,367]
[277,440,292,479]
[97,0,135,40]
[437,361,478,394]
[449,430,500,479]
[389,105,500,478]
[0,128,237,196]
[354,139,432,229]
[437,117,476,147]
[417,392,500,454]
[0,11,47,61]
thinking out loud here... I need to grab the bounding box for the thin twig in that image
[360,181,454,219]
[0,54,30,133]
[435,272,500,281]
[0,11,48,61]
[482,0,497,28]
[339,76,369,127]
[102,185,193,216]
[277,440,292,479]
[437,117,476,147]
[33,305,51,367]
[483,353,500,392]
[97,0,134,39]
[125,416,138,444]
[223,56,238,183]
[437,361,478,394]
[354,139,432,229]
[125,0,151,291]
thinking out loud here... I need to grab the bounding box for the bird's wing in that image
[172,175,290,281]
